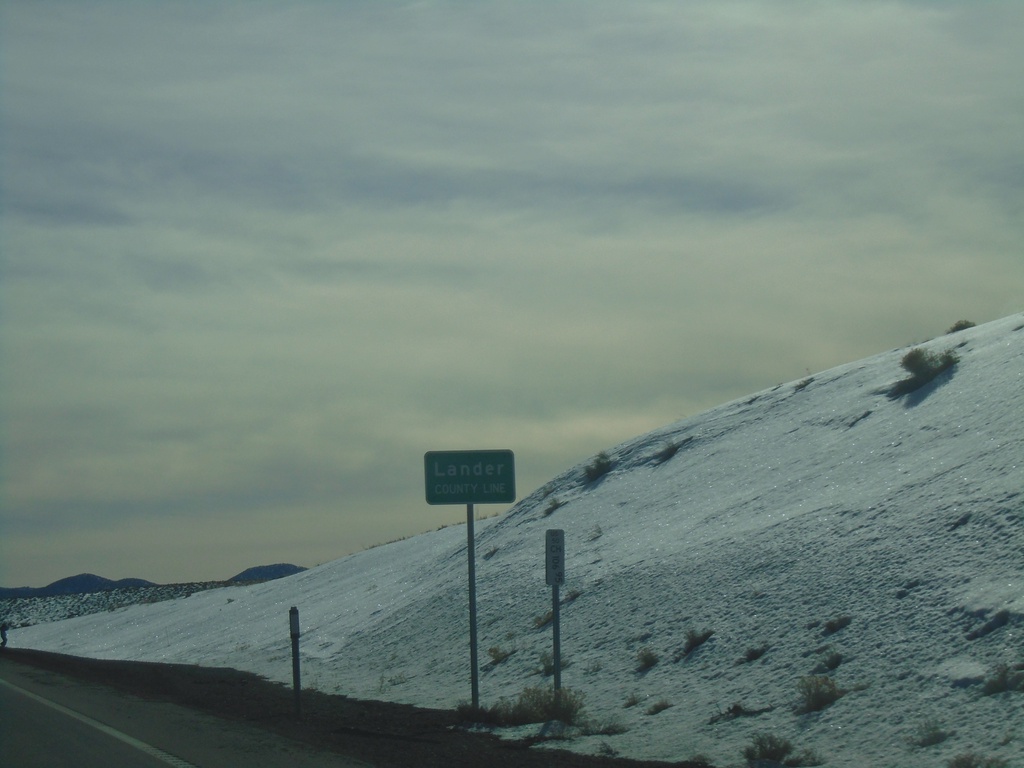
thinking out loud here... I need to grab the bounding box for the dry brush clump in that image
[487,645,515,665]
[946,320,976,334]
[585,452,613,482]
[742,732,822,766]
[795,675,845,713]
[533,610,553,629]
[736,643,771,665]
[674,627,715,660]
[458,686,587,727]
[889,346,959,397]
[636,646,659,672]
[543,497,566,516]
[645,698,672,716]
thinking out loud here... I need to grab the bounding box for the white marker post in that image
[425,450,516,710]
[546,529,565,690]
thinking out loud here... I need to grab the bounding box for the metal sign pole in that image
[552,583,561,690]
[423,450,516,712]
[466,502,480,710]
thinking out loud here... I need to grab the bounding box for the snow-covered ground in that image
[11,314,1024,767]
[1,582,229,628]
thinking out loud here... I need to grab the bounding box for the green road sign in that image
[424,449,516,505]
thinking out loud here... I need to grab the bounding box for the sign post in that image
[546,529,565,690]
[465,502,479,708]
[425,450,516,710]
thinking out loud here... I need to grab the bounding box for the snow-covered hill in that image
[12,314,1024,767]
[1,565,308,627]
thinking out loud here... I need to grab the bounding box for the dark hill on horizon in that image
[0,573,156,599]
[228,563,307,582]
[1,564,307,598]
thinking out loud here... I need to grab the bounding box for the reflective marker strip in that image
[0,677,200,768]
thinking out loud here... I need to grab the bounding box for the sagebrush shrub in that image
[743,732,794,762]
[796,675,845,713]
[677,627,714,659]
[488,645,514,664]
[508,686,585,725]
[543,497,565,516]
[889,347,959,397]
[645,698,672,715]
[585,452,613,481]
[636,646,659,671]
[737,644,770,664]
[947,320,976,334]
[459,686,586,726]
[743,732,822,766]
[901,348,944,377]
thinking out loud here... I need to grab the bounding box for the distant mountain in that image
[1,564,308,600]
[0,573,157,599]
[228,563,306,583]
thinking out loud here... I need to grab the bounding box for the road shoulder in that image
[0,652,370,768]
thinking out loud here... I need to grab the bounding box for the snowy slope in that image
[14,313,1024,767]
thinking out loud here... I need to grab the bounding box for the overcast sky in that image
[2,1,1022,587]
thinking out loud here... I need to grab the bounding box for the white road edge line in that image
[0,676,200,768]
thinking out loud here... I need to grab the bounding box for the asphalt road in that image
[1,679,176,767]
[0,654,370,768]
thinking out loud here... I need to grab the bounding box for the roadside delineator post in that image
[545,529,565,690]
[289,606,301,717]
